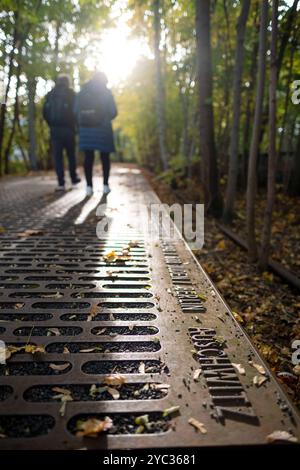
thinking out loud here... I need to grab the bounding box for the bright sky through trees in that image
[85,0,151,87]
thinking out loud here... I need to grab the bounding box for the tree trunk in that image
[259,0,299,147]
[0,17,18,176]
[0,104,6,176]
[195,0,222,216]
[259,0,279,268]
[53,21,61,80]
[216,0,231,167]
[223,0,251,223]
[27,76,38,171]
[289,132,300,196]
[246,0,268,261]
[277,0,299,74]
[15,110,29,170]
[241,5,260,188]
[187,107,199,180]
[4,60,22,174]
[178,81,190,167]
[153,0,168,171]
[280,44,295,191]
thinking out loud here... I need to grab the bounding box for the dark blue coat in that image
[43,85,76,139]
[75,80,117,153]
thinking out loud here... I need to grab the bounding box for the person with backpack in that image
[75,71,117,196]
[43,75,80,191]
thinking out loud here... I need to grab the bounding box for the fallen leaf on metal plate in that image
[76,417,113,437]
[104,374,125,386]
[107,387,120,400]
[188,418,207,434]
[253,375,267,387]
[193,369,202,381]
[249,361,266,375]
[232,363,246,375]
[49,363,69,371]
[163,406,180,417]
[266,430,298,443]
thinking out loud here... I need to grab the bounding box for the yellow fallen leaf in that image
[197,294,207,302]
[249,361,266,375]
[76,417,113,437]
[188,418,207,434]
[193,369,202,381]
[266,430,298,443]
[24,344,45,354]
[135,425,145,434]
[104,374,125,386]
[18,229,44,237]
[135,415,149,426]
[14,303,24,309]
[59,400,68,417]
[107,387,120,400]
[25,344,44,354]
[163,406,180,417]
[52,387,72,396]
[232,363,246,375]
[203,263,215,274]
[49,363,70,371]
[103,251,117,262]
[215,239,225,250]
[87,303,98,322]
[232,311,244,324]
[150,383,170,390]
[259,344,278,364]
[293,365,300,376]
[41,292,63,299]
[89,384,98,397]
[253,375,267,387]
[95,328,107,335]
[48,328,60,336]
[287,212,296,222]
[262,271,274,283]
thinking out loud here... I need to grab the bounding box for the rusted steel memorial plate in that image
[0,166,299,449]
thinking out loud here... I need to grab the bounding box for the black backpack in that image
[43,87,74,128]
[77,88,106,127]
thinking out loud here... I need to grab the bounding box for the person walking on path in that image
[75,71,118,196]
[43,75,80,191]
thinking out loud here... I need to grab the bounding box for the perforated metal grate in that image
[0,167,299,449]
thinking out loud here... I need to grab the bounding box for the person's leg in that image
[101,152,110,186]
[65,133,79,183]
[52,138,65,187]
[84,150,94,187]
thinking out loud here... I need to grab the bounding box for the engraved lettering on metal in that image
[189,327,258,424]
[161,242,206,313]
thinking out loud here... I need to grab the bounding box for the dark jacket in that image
[75,79,118,153]
[43,84,76,139]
